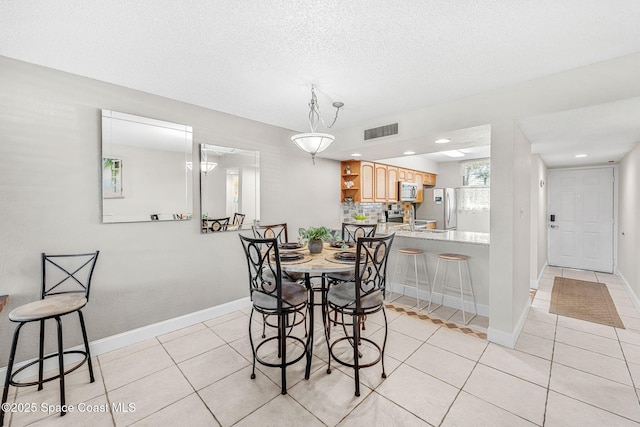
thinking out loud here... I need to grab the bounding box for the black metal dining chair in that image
[251,223,288,243]
[325,223,378,334]
[238,235,308,395]
[325,233,394,396]
[342,223,378,243]
[207,217,230,232]
[233,212,246,228]
[251,222,307,337]
[1,251,100,424]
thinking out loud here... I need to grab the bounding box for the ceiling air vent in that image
[364,123,398,141]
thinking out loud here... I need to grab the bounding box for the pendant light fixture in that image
[291,85,344,164]
[187,149,217,173]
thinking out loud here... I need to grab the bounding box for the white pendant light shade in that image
[292,85,344,164]
[291,133,335,157]
[186,161,217,172]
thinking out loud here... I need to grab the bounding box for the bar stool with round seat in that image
[1,251,100,425]
[427,253,477,325]
[389,247,429,310]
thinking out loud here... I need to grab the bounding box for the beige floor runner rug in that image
[550,276,624,328]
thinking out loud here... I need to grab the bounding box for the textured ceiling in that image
[2,0,640,166]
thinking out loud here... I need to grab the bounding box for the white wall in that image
[433,162,459,188]
[618,143,640,301]
[530,155,548,287]
[0,57,340,365]
[487,122,532,347]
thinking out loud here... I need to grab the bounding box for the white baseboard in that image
[617,270,640,313]
[530,263,548,289]
[487,301,530,349]
[0,297,251,379]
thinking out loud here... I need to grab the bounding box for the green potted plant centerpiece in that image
[299,226,334,254]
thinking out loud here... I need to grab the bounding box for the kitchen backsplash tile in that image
[340,202,386,224]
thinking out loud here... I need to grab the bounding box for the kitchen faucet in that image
[408,205,415,232]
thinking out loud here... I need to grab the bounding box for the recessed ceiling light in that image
[440,150,465,158]
[435,138,451,144]
[575,154,588,158]
[350,153,362,157]
[403,151,416,155]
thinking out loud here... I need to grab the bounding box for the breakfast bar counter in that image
[378,224,490,317]
[377,224,490,245]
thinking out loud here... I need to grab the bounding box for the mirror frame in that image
[101,109,193,223]
[199,143,260,233]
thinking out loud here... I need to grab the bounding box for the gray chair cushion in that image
[327,282,383,312]
[252,281,307,311]
[9,294,87,322]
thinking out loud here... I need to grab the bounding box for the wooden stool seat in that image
[438,253,468,261]
[428,252,477,325]
[398,248,424,255]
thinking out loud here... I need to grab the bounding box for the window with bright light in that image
[458,158,490,211]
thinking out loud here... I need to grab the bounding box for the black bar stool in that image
[1,251,99,425]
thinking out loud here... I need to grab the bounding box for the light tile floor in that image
[4,266,640,426]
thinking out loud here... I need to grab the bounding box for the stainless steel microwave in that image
[398,181,418,201]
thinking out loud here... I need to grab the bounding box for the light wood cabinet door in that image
[360,162,375,202]
[405,169,414,182]
[414,172,424,203]
[374,163,387,202]
[398,168,414,182]
[387,166,398,201]
[424,172,437,186]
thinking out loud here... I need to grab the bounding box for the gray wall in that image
[0,57,340,365]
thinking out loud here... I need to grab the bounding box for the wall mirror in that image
[199,143,260,233]
[101,110,193,223]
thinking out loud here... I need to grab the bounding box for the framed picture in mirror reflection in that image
[102,157,124,199]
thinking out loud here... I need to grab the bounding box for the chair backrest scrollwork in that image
[353,234,394,313]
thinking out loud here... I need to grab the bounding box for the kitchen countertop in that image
[377,224,490,246]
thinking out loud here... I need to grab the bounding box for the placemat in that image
[324,253,360,264]
[277,255,312,265]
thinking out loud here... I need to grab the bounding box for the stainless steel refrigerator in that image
[419,188,457,230]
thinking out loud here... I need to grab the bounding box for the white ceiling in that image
[2,1,640,167]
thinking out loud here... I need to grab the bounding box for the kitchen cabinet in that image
[340,161,436,203]
[414,172,424,203]
[387,166,398,201]
[374,163,387,202]
[424,172,436,186]
[360,161,375,202]
[398,168,414,182]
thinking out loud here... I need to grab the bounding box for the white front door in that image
[548,167,614,273]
